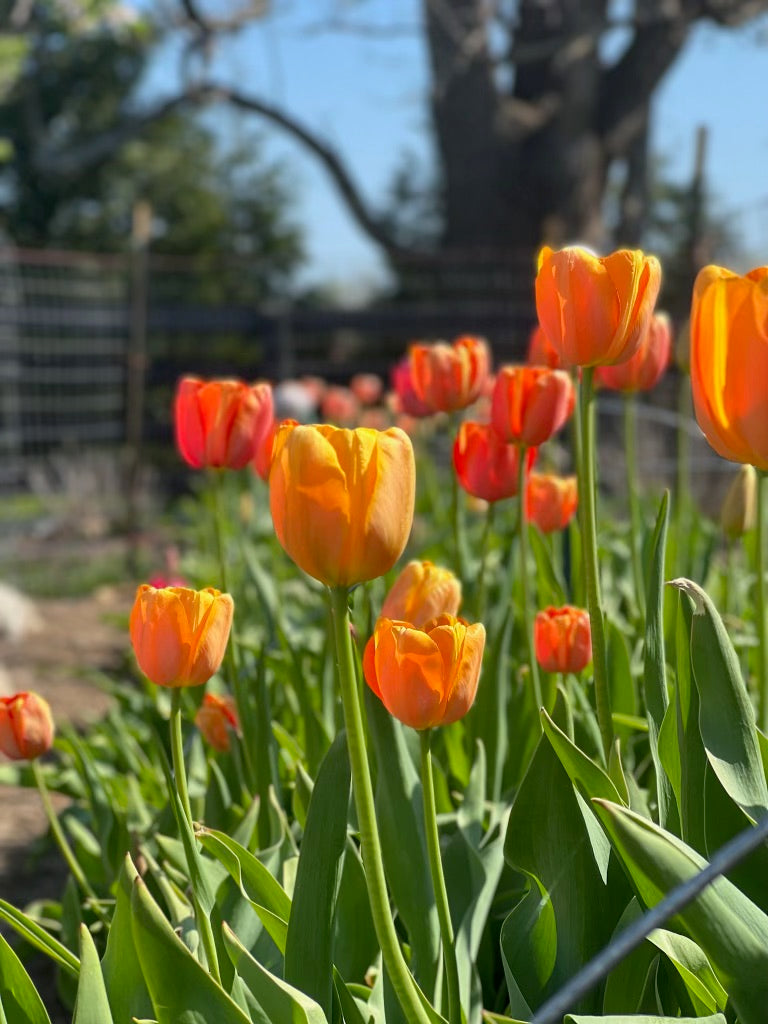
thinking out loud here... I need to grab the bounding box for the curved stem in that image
[420,730,462,1024]
[329,587,431,1024]
[518,446,543,713]
[757,470,768,731]
[577,368,613,760]
[624,396,645,617]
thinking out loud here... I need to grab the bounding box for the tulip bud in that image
[380,560,461,628]
[526,473,578,534]
[174,377,274,470]
[409,335,491,414]
[491,366,575,447]
[721,465,757,539]
[453,421,536,503]
[534,606,592,674]
[0,692,54,760]
[195,693,239,752]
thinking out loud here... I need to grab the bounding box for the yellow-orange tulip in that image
[690,265,768,470]
[381,560,461,628]
[0,692,54,760]
[409,335,490,413]
[535,246,661,367]
[270,423,415,587]
[363,613,485,730]
[130,585,234,688]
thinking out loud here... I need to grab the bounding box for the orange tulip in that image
[0,692,54,760]
[535,246,661,367]
[690,265,768,470]
[175,377,274,470]
[391,357,433,418]
[130,585,234,688]
[526,473,578,534]
[534,606,592,673]
[453,421,536,502]
[491,365,575,446]
[409,335,490,413]
[527,323,564,369]
[195,693,239,752]
[270,423,415,587]
[363,613,485,730]
[381,560,461,628]
[596,312,672,393]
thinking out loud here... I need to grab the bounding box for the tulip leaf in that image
[668,577,768,822]
[541,708,625,806]
[529,524,567,606]
[222,923,329,1024]
[130,875,252,1024]
[101,855,153,1023]
[606,620,637,743]
[72,925,114,1024]
[566,1016,725,1023]
[0,898,79,978]
[0,930,51,1024]
[673,593,707,852]
[285,731,350,1016]
[592,799,768,1024]
[332,836,378,983]
[469,606,512,799]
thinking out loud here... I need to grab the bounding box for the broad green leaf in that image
[333,837,378,983]
[668,578,768,821]
[469,607,512,799]
[72,925,114,1024]
[593,799,768,1024]
[0,931,51,1024]
[481,1014,527,1024]
[648,927,727,1013]
[333,967,378,1024]
[606,620,637,744]
[0,899,79,978]
[674,594,707,852]
[567,1016,725,1023]
[223,923,328,1024]
[285,732,350,1017]
[529,524,567,606]
[130,876,252,1024]
[499,882,551,1018]
[101,856,153,1022]
[541,709,625,806]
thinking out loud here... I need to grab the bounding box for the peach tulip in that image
[0,692,54,760]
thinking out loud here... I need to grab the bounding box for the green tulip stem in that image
[329,586,432,1024]
[32,760,109,924]
[624,395,645,618]
[577,368,613,760]
[420,729,462,1024]
[475,500,496,622]
[518,446,543,714]
[170,689,221,984]
[757,470,768,731]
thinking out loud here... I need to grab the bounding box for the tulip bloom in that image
[526,473,578,533]
[321,386,361,426]
[270,423,415,587]
[381,560,461,628]
[363,613,485,730]
[130,585,234,688]
[174,377,274,470]
[0,692,54,760]
[491,365,575,447]
[596,312,672,393]
[535,246,661,367]
[453,421,536,503]
[350,373,384,406]
[690,265,768,469]
[409,335,490,413]
[195,693,239,752]
[527,323,564,369]
[534,606,592,674]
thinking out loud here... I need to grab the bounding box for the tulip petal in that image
[375,623,445,730]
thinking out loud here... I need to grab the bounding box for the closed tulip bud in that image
[491,365,575,447]
[534,606,592,674]
[409,335,491,413]
[596,312,672,393]
[0,692,54,760]
[691,264,768,470]
[175,377,274,470]
[381,560,461,628]
[721,465,757,540]
[526,473,578,533]
[363,613,485,730]
[270,423,415,587]
[536,246,661,367]
[130,585,234,688]
[527,323,565,369]
[453,421,536,503]
[195,693,239,752]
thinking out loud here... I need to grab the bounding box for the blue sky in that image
[139,2,768,294]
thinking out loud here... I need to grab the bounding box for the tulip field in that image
[2,247,768,1024]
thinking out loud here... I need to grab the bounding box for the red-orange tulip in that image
[535,246,661,367]
[409,335,490,413]
[690,264,768,470]
[195,693,239,752]
[0,692,54,760]
[350,373,384,406]
[527,323,564,369]
[130,585,234,688]
[363,613,485,730]
[453,421,536,503]
[270,423,415,587]
[175,377,274,470]
[381,560,461,628]
[491,365,575,447]
[534,606,592,674]
[526,473,578,534]
[391,357,433,418]
[596,312,672,393]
